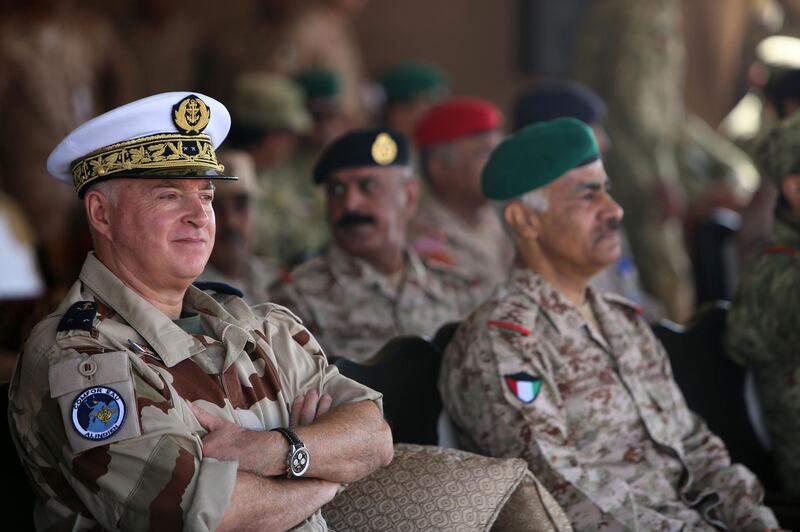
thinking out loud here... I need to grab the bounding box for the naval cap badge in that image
[172,94,211,135]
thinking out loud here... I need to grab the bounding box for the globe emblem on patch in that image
[71,386,126,441]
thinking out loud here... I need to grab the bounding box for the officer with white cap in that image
[8,92,392,531]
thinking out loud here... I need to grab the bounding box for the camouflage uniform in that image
[8,253,381,531]
[409,194,513,302]
[196,256,277,306]
[271,245,481,362]
[573,0,694,322]
[440,267,777,531]
[0,9,135,285]
[726,204,800,496]
[253,159,329,266]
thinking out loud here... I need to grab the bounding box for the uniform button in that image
[79,360,97,377]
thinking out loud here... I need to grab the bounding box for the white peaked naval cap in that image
[48,92,236,197]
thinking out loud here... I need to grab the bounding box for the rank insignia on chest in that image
[71,386,127,441]
[505,372,541,404]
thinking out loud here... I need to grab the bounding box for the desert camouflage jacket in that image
[271,245,481,362]
[8,253,380,531]
[440,267,777,531]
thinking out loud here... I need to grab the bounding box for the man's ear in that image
[84,189,114,242]
[504,201,541,241]
[782,174,800,213]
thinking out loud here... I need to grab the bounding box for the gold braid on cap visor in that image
[70,133,224,194]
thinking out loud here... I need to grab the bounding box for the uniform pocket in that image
[49,351,142,454]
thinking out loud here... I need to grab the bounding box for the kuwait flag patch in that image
[505,372,541,404]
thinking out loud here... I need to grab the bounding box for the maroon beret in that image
[414,97,503,147]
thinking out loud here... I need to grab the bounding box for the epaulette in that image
[192,281,244,298]
[487,320,531,336]
[602,292,644,317]
[57,301,98,332]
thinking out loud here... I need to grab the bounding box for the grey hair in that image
[88,180,121,207]
[493,187,550,239]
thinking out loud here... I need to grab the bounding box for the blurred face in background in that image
[210,186,255,277]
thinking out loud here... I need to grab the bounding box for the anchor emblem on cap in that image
[172,95,211,135]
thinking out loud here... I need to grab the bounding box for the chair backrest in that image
[334,336,442,445]
[652,301,775,487]
[432,321,461,354]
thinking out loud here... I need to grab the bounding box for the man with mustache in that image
[197,149,276,304]
[271,128,480,362]
[439,118,779,531]
[8,92,392,531]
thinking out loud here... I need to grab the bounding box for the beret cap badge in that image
[172,95,211,135]
[371,133,398,165]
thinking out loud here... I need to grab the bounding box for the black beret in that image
[512,80,607,132]
[312,128,410,184]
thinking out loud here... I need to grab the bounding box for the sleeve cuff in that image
[184,458,239,532]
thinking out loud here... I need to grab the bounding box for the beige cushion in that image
[323,444,572,531]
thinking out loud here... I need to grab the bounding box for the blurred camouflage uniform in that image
[726,113,800,496]
[0,7,135,286]
[573,0,694,322]
[195,258,276,306]
[255,158,329,265]
[230,73,329,264]
[440,267,777,531]
[271,245,481,362]
[409,194,512,302]
[8,253,381,531]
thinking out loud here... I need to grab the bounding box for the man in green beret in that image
[270,128,481,362]
[228,72,328,265]
[726,113,800,497]
[378,61,450,140]
[440,118,778,531]
[295,67,353,150]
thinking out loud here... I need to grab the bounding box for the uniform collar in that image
[79,253,252,368]
[508,266,609,349]
[326,244,437,300]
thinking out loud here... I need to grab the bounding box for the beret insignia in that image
[371,132,398,165]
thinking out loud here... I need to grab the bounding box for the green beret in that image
[481,117,599,200]
[294,68,340,101]
[378,62,449,104]
[313,128,410,184]
[756,112,800,185]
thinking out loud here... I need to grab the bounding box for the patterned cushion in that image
[322,444,572,531]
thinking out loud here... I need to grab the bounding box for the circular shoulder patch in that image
[71,386,126,441]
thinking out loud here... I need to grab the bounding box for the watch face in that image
[290,447,310,477]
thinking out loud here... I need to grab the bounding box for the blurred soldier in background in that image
[196,150,276,305]
[227,72,328,264]
[726,113,800,498]
[0,0,136,292]
[411,97,511,301]
[378,62,450,140]
[271,129,480,362]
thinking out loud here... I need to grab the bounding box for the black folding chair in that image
[334,337,442,445]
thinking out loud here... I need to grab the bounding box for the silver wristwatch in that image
[270,427,310,478]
